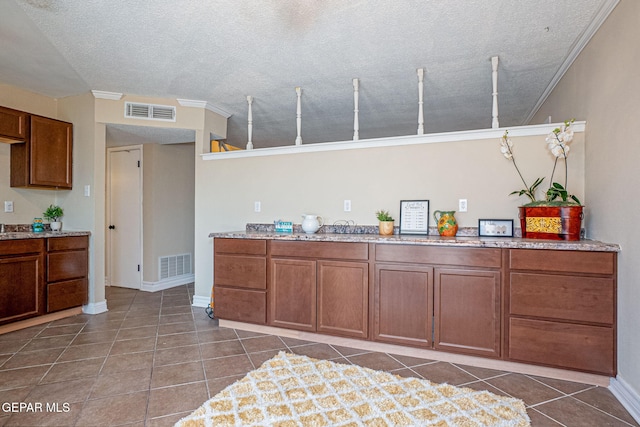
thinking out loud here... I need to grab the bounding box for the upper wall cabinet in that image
[0,106,28,143]
[2,106,73,189]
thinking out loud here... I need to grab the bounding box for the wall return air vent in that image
[125,102,176,122]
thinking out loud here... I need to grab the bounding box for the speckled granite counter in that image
[209,224,619,252]
[0,231,91,240]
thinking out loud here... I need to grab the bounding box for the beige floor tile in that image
[39,358,105,384]
[70,330,118,346]
[0,365,50,389]
[147,382,208,418]
[100,351,154,375]
[346,352,405,372]
[74,391,149,426]
[157,321,195,336]
[109,336,156,355]
[288,343,343,360]
[240,335,287,353]
[90,368,152,399]
[57,342,112,362]
[154,344,201,367]
[156,331,199,349]
[1,347,64,369]
[408,361,478,386]
[202,354,254,380]
[485,373,564,406]
[26,378,96,403]
[150,361,205,389]
[115,325,158,340]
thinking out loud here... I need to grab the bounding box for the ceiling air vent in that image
[124,102,176,122]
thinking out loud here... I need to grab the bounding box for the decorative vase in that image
[50,221,62,232]
[518,205,583,241]
[433,210,458,237]
[378,221,394,236]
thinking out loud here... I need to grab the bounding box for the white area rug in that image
[176,351,530,426]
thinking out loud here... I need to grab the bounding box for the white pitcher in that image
[301,214,324,234]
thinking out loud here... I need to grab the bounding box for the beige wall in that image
[531,0,640,400]
[142,143,195,282]
[193,130,585,301]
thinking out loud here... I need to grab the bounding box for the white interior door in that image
[107,147,142,289]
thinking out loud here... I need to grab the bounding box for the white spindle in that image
[295,87,302,145]
[353,78,360,141]
[417,68,425,135]
[246,95,254,150]
[491,56,499,129]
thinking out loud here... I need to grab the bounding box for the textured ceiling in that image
[0,0,617,148]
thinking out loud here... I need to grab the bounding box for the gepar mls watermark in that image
[2,402,70,413]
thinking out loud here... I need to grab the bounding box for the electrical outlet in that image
[4,201,13,213]
[458,199,467,212]
[344,200,351,212]
[254,201,261,212]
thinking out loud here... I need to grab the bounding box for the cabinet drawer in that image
[509,249,615,275]
[214,238,266,255]
[214,255,266,289]
[510,273,614,324]
[508,318,614,375]
[215,287,266,324]
[376,244,501,268]
[271,241,368,260]
[47,251,88,282]
[47,236,88,252]
[0,239,44,256]
[47,279,87,312]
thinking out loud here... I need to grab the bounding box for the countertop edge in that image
[0,231,92,241]
[208,231,620,252]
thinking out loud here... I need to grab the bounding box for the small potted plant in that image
[43,204,64,232]
[375,210,395,236]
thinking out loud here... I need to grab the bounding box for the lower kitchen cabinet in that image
[46,236,89,312]
[0,239,45,325]
[374,264,433,347]
[269,258,316,331]
[213,238,618,375]
[434,268,501,358]
[213,238,267,324]
[317,260,368,338]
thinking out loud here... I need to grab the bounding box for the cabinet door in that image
[374,264,433,347]
[434,268,501,358]
[269,258,316,331]
[0,254,44,325]
[29,116,73,188]
[317,260,368,339]
[0,106,28,142]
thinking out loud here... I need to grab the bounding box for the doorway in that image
[106,146,142,289]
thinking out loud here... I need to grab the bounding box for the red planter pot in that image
[518,205,584,241]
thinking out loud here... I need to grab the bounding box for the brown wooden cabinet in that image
[0,239,46,325]
[434,268,501,358]
[10,113,73,189]
[213,238,267,324]
[0,106,28,142]
[269,241,369,338]
[506,249,616,375]
[374,263,433,347]
[374,244,502,357]
[46,236,89,313]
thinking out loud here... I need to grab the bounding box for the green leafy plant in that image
[375,210,394,222]
[500,119,581,206]
[43,204,64,222]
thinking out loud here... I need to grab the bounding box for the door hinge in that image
[137,160,140,167]
[137,264,140,272]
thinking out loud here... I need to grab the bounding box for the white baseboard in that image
[192,295,210,308]
[83,300,108,315]
[141,274,194,293]
[610,376,640,424]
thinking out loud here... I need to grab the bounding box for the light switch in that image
[4,201,13,213]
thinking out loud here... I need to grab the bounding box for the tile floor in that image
[0,284,637,426]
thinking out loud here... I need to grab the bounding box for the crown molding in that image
[177,98,232,118]
[91,90,123,100]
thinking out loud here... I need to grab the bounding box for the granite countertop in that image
[209,224,620,252]
[0,231,91,241]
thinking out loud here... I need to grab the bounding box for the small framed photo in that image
[478,219,514,237]
[400,200,430,235]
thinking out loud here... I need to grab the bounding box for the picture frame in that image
[478,219,514,237]
[399,200,430,235]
